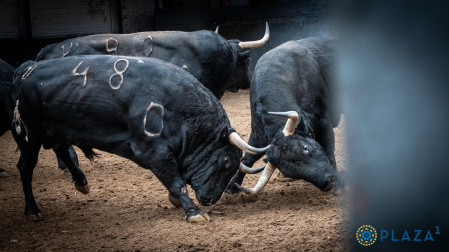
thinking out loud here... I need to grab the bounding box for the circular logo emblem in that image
[356,225,377,246]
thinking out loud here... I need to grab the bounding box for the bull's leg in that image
[225,133,264,194]
[52,143,89,194]
[134,147,209,222]
[155,167,209,222]
[16,141,42,221]
[166,178,210,223]
[316,116,337,169]
[55,145,79,171]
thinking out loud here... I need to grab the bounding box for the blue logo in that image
[380,226,440,242]
[357,225,441,246]
[356,225,378,246]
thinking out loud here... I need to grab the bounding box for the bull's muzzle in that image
[323,175,337,192]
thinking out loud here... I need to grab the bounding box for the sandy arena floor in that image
[0,89,350,251]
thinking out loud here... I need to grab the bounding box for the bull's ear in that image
[219,126,229,143]
[237,49,251,61]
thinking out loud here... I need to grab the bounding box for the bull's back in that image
[250,40,323,116]
[36,31,207,61]
[250,38,337,141]
[37,33,159,60]
[11,56,219,147]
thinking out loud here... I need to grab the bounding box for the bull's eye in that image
[223,157,230,166]
[304,145,309,152]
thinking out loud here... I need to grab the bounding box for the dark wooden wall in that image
[0,0,332,68]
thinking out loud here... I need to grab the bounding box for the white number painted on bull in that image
[61,42,72,58]
[13,100,29,142]
[144,35,153,56]
[72,61,89,86]
[21,65,37,81]
[106,38,119,53]
[109,59,129,89]
[143,102,164,137]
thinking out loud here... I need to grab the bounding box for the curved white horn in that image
[239,162,265,174]
[235,111,299,194]
[215,26,219,33]
[235,162,276,194]
[229,132,270,154]
[268,111,299,136]
[238,22,270,50]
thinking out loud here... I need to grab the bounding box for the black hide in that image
[8,55,242,220]
[36,31,253,99]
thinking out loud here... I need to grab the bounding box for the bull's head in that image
[236,111,338,194]
[186,126,269,206]
[226,23,270,92]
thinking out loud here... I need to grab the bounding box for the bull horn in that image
[268,111,299,136]
[239,162,265,174]
[234,111,299,194]
[229,132,270,154]
[215,26,219,34]
[235,162,276,194]
[238,22,270,50]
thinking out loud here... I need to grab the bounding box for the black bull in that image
[226,37,341,194]
[35,24,270,99]
[7,55,265,222]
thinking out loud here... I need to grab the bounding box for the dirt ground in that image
[0,89,350,251]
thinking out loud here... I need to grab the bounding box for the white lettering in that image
[109,59,129,89]
[21,65,37,80]
[144,35,153,56]
[106,38,119,53]
[61,42,72,58]
[143,102,164,137]
[72,61,89,86]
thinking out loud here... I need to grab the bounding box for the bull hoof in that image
[186,213,211,223]
[168,194,182,208]
[75,184,90,194]
[0,171,9,178]
[25,212,44,222]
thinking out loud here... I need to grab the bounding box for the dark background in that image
[0,0,332,70]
